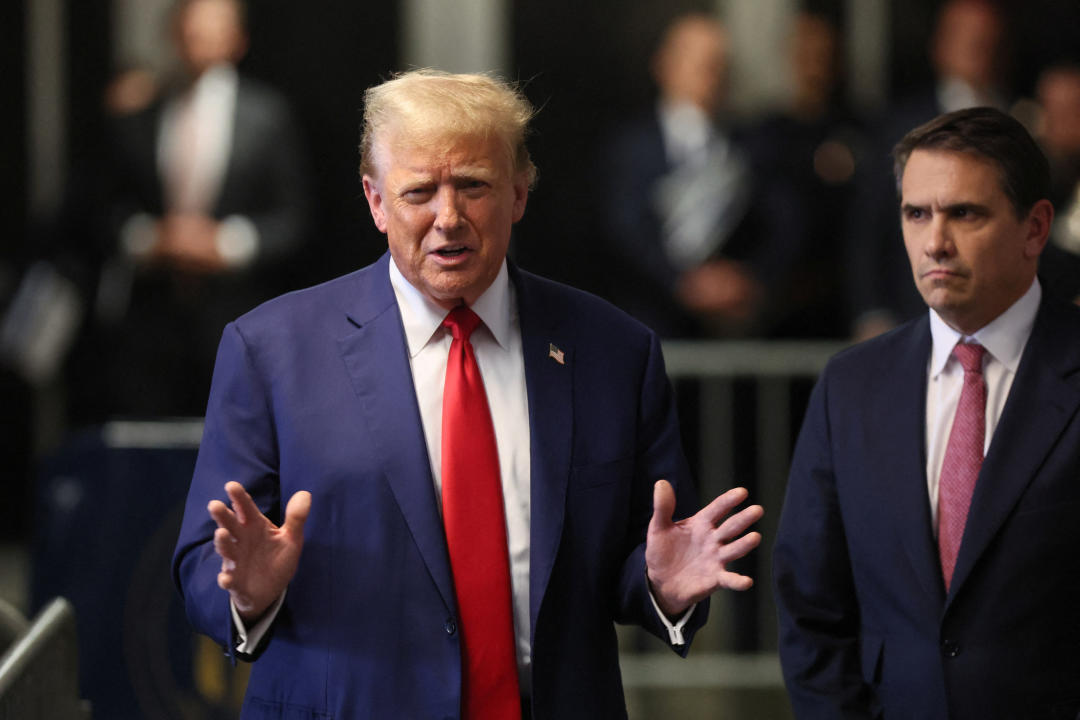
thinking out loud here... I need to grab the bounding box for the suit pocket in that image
[570,457,633,489]
[242,697,332,720]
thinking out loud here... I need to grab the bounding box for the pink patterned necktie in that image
[937,342,987,591]
[440,307,521,719]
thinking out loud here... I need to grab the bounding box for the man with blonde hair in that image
[174,69,763,719]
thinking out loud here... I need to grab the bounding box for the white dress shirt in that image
[234,258,693,675]
[924,280,1041,529]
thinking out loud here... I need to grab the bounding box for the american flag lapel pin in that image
[548,343,565,365]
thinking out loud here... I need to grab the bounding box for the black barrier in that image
[31,421,249,720]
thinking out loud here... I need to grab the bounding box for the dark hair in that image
[892,106,1050,218]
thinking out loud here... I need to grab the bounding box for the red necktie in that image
[440,307,521,719]
[937,342,987,591]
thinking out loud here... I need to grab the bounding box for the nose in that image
[433,187,463,232]
[924,216,953,260]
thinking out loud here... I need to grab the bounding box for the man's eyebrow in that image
[899,201,990,213]
[450,165,496,178]
[941,201,990,214]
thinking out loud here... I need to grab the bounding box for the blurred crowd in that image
[600,0,1080,343]
[4,0,1080,538]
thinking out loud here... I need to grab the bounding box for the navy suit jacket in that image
[774,294,1080,720]
[172,254,707,719]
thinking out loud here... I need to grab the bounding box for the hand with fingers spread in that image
[645,480,764,617]
[208,481,312,623]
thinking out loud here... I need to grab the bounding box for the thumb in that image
[648,479,676,536]
[283,490,312,538]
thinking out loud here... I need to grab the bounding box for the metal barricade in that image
[0,597,91,720]
[619,339,846,716]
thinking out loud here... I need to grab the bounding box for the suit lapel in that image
[948,299,1080,602]
[513,267,574,636]
[214,79,250,215]
[337,255,457,615]
[876,320,946,605]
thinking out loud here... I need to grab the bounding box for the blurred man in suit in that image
[601,13,797,338]
[775,107,1080,718]
[94,0,309,418]
[1036,62,1080,304]
[173,70,764,719]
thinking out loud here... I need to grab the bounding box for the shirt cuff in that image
[231,590,286,655]
[216,215,260,268]
[647,588,695,646]
[120,213,158,258]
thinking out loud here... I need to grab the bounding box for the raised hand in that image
[208,481,311,622]
[645,480,764,617]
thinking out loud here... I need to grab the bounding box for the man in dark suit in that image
[775,107,1080,719]
[92,0,308,418]
[601,13,796,339]
[173,70,763,719]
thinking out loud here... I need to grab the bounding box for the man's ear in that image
[362,175,388,233]
[1023,198,1054,260]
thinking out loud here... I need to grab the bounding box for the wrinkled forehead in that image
[370,124,514,178]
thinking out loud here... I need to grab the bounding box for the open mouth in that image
[435,247,469,257]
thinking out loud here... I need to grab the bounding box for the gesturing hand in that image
[645,480,764,617]
[208,481,311,623]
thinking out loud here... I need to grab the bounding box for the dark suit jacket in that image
[600,110,799,338]
[172,253,708,719]
[107,75,309,265]
[774,294,1080,720]
[96,75,310,417]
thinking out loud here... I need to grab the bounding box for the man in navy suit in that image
[173,70,764,719]
[775,107,1080,719]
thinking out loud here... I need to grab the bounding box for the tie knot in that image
[443,306,482,341]
[952,342,985,374]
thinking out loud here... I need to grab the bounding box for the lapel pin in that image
[548,343,565,365]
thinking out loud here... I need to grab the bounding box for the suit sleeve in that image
[773,367,878,719]
[613,331,709,654]
[171,321,283,661]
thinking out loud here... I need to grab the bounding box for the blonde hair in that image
[359,69,537,187]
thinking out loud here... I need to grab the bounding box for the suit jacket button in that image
[445,619,457,636]
[941,639,961,658]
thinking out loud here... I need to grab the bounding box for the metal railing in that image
[619,339,846,705]
[0,597,91,720]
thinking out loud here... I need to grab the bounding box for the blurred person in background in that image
[847,0,1011,341]
[743,11,864,338]
[600,12,799,339]
[87,0,310,419]
[1034,62,1080,304]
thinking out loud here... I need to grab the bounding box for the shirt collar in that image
[389,257,513,358]
[183,63,237,102]
[929,278,1041,377]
